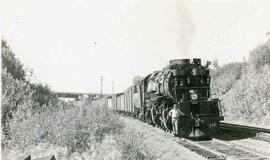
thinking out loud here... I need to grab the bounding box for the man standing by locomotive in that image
[169,104,183,136]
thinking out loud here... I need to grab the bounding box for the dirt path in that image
[121,116,205,160]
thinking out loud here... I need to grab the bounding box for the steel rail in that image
[177,137,270,160]
[219,122,270,134]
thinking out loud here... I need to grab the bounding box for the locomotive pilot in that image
[169,104,184,136]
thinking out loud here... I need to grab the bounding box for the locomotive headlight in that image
[191,93,198,100]
[190,90,198,100]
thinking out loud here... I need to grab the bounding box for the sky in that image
[1,0,270,93]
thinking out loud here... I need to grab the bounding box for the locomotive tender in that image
[107,58,224,139]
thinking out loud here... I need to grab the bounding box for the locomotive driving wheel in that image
[150,103,162,127]
[145,108,153,125]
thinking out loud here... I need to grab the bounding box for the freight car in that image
[107,58,224,139]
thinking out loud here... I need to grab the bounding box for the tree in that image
[1,40,57,141]
[212,59,219,69]
[132,76,144,85]
[249,38,270,71]
[30,83,57,110]
[1,39,26,80]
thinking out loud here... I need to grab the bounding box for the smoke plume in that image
[119,0,194,61]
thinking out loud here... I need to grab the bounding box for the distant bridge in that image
[54,91,111,100]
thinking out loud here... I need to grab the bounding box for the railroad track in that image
[175,122,270,159]
[219,122,270,143]
[219,122,270,134]
[177,138,270,160]
[125,115,270,159]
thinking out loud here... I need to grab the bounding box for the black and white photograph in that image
[1,0,270,159]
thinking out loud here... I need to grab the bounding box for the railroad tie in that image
[23,155,56,160]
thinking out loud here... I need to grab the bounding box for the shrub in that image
[30,83,58,111]
[1,40,58,147]
[220,65,270,123]
[249,41,270,72]
[211,38,270,125]
[115,129,154,160]
[211,62,243,96]
[1,69,37,144]
[6,101,123,157]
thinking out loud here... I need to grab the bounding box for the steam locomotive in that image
[107,58,224,139]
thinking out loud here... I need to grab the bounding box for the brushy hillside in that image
[2,98,154,159]
[1,39,58,146]
[211,38,270,126]
[1,39,153,159]
[4,101,123,156]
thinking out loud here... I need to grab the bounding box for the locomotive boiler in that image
[107,58,224,139]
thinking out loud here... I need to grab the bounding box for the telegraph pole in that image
[100,76,103,96]
[112,80,114,94]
